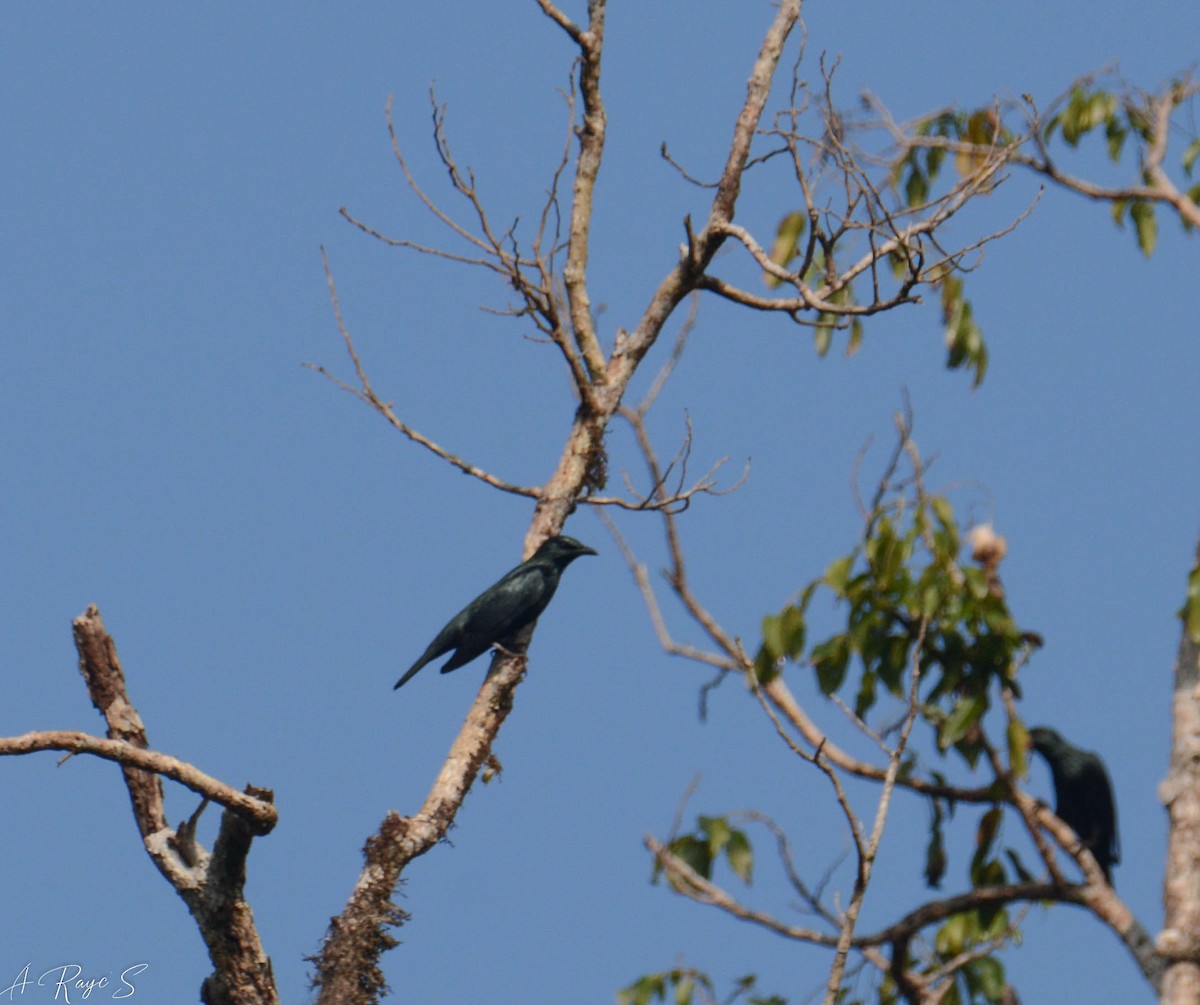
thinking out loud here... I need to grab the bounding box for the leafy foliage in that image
[1179,543,1200,645]
[890,108,1011,204]
[755,486,1032,766]
[930,908,1014,1005]
[1037,80,1200,253]
[1043,85,1120,150]
[619,969,715,1005]
[631,63,1200,1005]
[765,211,808,288]
[745,448,1050,1000]
[873,910,1014,1005]
[939,273,987,388]
[655,815,755,891]
[618,969,785,1005]
[924,794,950,888]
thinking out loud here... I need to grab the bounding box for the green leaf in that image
[854,669,878,719]
[926,143,946,178]
[670,816,755,887]
[983,906,1010,940]
[1007,719,1029,778]
[1057,86,1117,148]
[811,634,851,694]
[940,693,987,748]
[674,977,695,1005]
[1130,200,1157,256]
[866,516,903,582]
[971,852,1007,893]
[919,580,945,618]
[1185,138,1200,177]
[930,495,956,532]
[726,829,754,884]
[941,282,988,387]
[936,913,967,956]
[963,566,990,600]
[814,320,832,357]
[955,109,1001,179]
[905,165,929,207]
[780,603,807,659]
[877,634,912,695]
[661,835,711,886]
[971,956,1006,1002]
[925,812,948,888]
[765,211,807,288]
[700,814,731,851]
[761,613,784,661]
[1087,91,1117,128]
[619,975,666,1005]
[825,554,855,593]
[1105,119,1127,163]
[1059,89,1085,146]
[845,318,863,357]
[1180,548,1200,644]
[1110,198,1128,227]
[974,807,1002,861]
[754,643,780,683]
[1127,104,1152,141]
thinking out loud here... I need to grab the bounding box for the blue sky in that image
[3,3,1198,1003]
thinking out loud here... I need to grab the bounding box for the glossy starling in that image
[1029,725,1119,883]
[394,534,597,689]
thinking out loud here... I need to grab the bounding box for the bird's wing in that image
[443,563,556,660]
[396,555,561,687]
[1084,759,1120,865]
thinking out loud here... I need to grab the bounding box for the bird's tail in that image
[394,659,426,689]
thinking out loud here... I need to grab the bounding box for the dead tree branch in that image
[0,730,276,834]
[0,606,279,1005]
[310,4,806,998]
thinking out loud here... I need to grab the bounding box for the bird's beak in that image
[579,544,598,556]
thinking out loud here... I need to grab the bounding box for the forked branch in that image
[0,605,279,1005]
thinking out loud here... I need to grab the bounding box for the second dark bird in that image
[1029,725,1119,883]
[395,534,597,689]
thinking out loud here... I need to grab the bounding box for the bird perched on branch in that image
[395,534,597,689]
[1029,725,1119,883]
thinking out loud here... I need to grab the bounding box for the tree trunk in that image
[1158,543,1200,1003]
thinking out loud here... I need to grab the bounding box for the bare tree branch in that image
[311,6,809,995]
[823,617,928,1001]
[647,833,840,946]
[538,0,610,384]
[310,650,527,1002]
[0,606,282,1004]
[306,249,545,501]
[0,730,276,834]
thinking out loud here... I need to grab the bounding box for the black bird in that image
[1029,725,1119,883]
[395,534,597,689]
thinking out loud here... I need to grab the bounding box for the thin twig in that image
[306,249,543,500]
